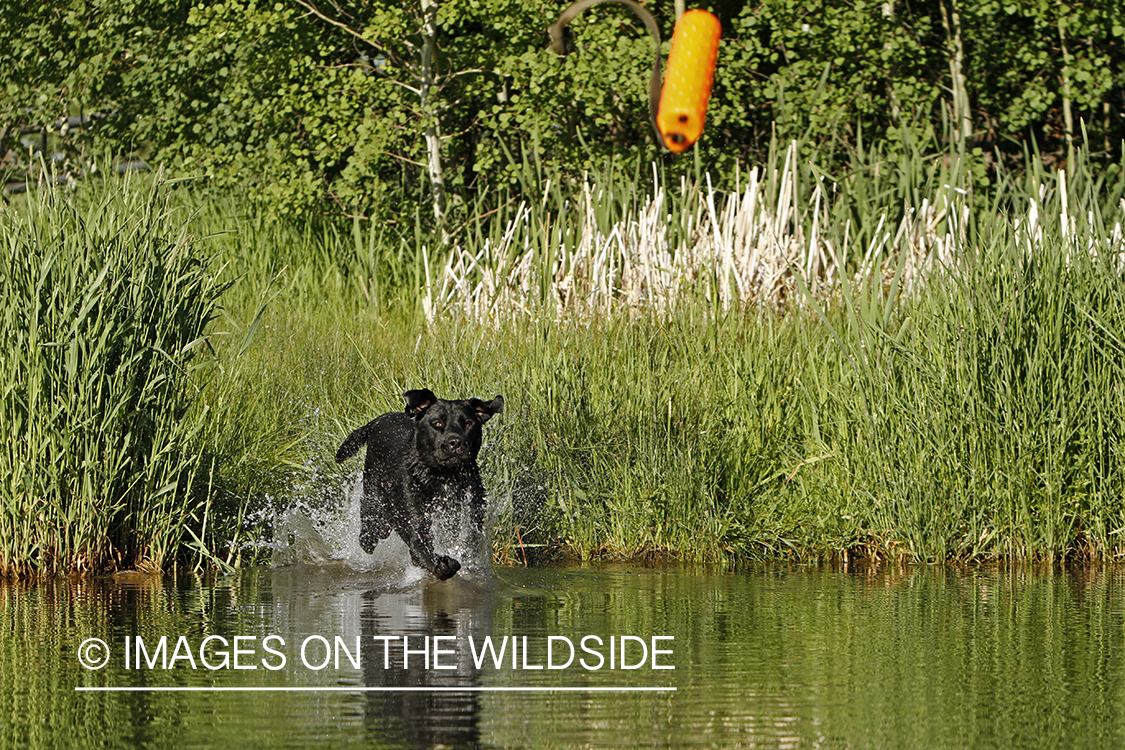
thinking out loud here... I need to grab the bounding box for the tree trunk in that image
[1057,14,1075,168]
[883,2,900,122]
[940,0,971,154]
[420,0,449,245]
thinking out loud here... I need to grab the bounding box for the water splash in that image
[270,469,493,585]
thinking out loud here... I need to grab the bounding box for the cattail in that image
[657,9,721,153]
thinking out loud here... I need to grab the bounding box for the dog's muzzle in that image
[436,436,471,465]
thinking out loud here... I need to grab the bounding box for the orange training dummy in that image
[656,9,721,153]
[548,2,720,153]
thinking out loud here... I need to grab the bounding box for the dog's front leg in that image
[404,527,461,580]
[398,503,461,580]
[359,476,392,554]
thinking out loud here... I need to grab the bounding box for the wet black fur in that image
[335,389,504,580]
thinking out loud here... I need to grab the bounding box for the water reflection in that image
[265,565,501,747]
[2,564,1125,748]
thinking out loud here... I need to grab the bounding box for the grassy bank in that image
[4,141,1125,574]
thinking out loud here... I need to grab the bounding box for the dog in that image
[335,389,504,580]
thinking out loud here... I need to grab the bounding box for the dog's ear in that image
[404,389,438,418]
[469,395,504,423]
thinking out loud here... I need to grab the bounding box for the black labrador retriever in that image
[335,389,504,580]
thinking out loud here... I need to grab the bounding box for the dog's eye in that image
[463,419,475,429]
[432,419,444,429]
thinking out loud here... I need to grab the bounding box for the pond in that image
[2,561,1124,748]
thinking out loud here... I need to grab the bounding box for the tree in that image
[293,0,453,241]
[5,1,1121,224]
[0,0,189,184]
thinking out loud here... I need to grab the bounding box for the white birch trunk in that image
[940,0,971,154]
[1057,15,1075,167]
[420,0,449,245]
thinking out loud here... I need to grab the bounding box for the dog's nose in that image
[447,436,463,452]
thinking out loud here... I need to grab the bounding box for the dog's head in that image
[403,389,504,470]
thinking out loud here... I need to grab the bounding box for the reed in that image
[0,172,225,576]
[191,138,1125,565]
[806,147,1125,561]
[399,140,1125,562]
[423,141,962,322]
[6,136,1125,571]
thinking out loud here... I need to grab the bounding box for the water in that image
[3,563,1124,748]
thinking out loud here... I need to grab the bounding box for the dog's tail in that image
[335,423,371,463]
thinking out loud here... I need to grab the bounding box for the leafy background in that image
[3,0,1123,226]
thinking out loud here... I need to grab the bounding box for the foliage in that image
[0,0,188,180]
[959,1,1123,154]
[3,0,1121,228]
[0,173,225,576]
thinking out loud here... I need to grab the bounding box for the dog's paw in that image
[433,556,461,580]
[359,527,378,555]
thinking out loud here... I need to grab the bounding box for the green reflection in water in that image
[2,565,1124,748]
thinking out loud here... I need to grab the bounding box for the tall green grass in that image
[804,147,1125,561]
[236,140,1125,564]
[0,174,225,576]
[5,138,1125,573]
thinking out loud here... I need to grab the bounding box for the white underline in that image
[75,686,676,693]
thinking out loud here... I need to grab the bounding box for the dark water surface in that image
[2,564,1124,748]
